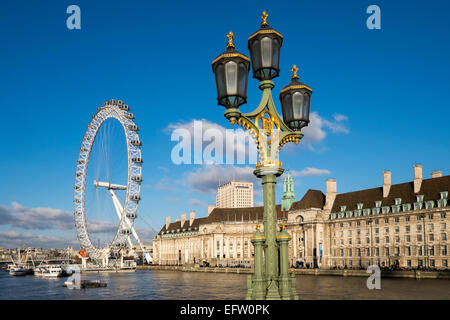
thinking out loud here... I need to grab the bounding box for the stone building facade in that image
[216,181,254,208]
[153,165,450,270]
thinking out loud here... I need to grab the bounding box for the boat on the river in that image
[34,264,68,278]
[9,266,27,276]
[63,279,107,289]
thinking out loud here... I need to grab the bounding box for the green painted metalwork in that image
[223,76,302,300]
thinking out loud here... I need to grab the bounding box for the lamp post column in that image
[247,227,266,300]
[277,225,292,299]
[255,167,283,299]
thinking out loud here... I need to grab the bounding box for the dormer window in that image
[440,191,448,200]
[416,195,424,202]
[363,209,371,216]
[402,203,411,212]
[357,203,363,210]
[425,201,435,210]
[375,201,382,208]
[340,206,347,212]
[382,206,390,214]
[395,198,402,205]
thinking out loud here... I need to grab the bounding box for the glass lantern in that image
[279,65,312,131]
[212,31,250,109]
[248,11,283,81]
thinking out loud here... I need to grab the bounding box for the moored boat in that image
[9,266,27,276]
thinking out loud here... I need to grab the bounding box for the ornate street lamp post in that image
[212,11,312,300]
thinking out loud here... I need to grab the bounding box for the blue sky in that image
[0,0,449,248]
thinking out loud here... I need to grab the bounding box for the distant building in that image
[153,165,450,270]
[216,181,254,208]
[281,172,296,212]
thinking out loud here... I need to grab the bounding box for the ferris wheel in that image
[73,99,150,264]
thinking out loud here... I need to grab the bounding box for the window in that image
[429,247,434,256]
[366,248,370,256]
[417,224,422,231]
[429,234,434,241]
[430,260,435,267]
[340,249,344,257]
[357,229,361,235]
[376,237,380,244]
[349,249,352,257]
[385,227,389,233]
[441,223,447,230]
[428,214,434,220]
[406,247,411,256]
[428,224,434,232]
[406,216,410,222]
[376,248,380,256]
[395,227,399,233]
[442,233,447,241]
[375,228,379,234]
[357,238,361,245]
[407,260,411,267]
[395,217,400,223]
[395,236,400,243]
[340,223,343,228]
[385,236,390,243]
[375,219,379,225]
[417,235,423,242]
[441,212,447,219]
[385,247,389,257]
[442,246,447,255]
[406,235,411,242]
[405,225,410,232]
[384,218,389,223]
[443,260,448,267]
[366,238,370,244]
[418,246,423,256]
[357,248,361,256]
[357,221,361,226]
[348,222,352,227]
[417,215,422,221]
[348,238,352,245]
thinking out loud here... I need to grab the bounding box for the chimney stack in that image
[413,164,423,193]
[324,179,337,210]
[165,216,171,229]
[208,205,215,216]
[432,171,442,178]
[383,171,391,198]
[189,210,195,226]
[181,213,186,227]
[176,218,180,222]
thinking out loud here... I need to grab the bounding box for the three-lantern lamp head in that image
[211,11,312,131]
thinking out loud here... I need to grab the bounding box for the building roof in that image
[290,189,325,211]
[158,188,326,235]
[331,175,450,213]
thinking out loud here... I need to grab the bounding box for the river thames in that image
[0,270,449,300]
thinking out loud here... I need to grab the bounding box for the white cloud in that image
[0,202,74,230]
[186,164,259,194]
[301,112,349,150]
[292,167,331,177]
[165,118,257,165]
[0,231,79,249]
[189,198,207,207]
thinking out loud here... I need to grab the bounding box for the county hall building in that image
[153,165,449,270]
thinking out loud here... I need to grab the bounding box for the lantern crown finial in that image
[226,31,235,49]
[291,64,299,80]
[261,11,269,27]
